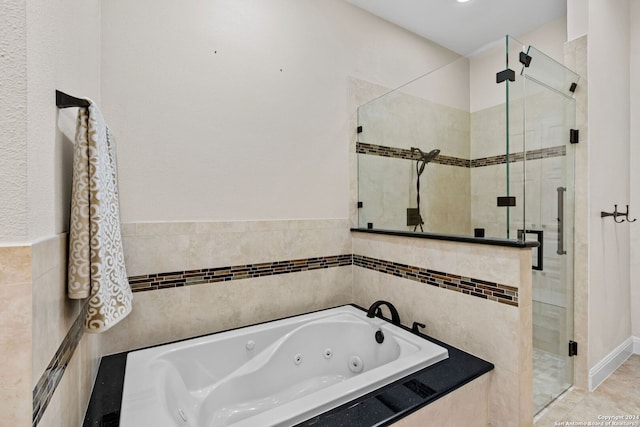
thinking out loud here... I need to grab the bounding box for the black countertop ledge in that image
[351,227,540,248]
[83,307,494,427]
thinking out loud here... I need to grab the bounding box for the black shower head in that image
[411,147,440,177]
[424,149,440,163]
[411,147,440,164]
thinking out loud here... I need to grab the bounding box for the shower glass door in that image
[516,43,579,414]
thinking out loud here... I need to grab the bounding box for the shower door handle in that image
[557,187,567,255]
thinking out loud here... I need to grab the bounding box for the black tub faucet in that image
[366,300,401,326]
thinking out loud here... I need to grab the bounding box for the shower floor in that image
[533,299,572,414]
[534,347,572,414]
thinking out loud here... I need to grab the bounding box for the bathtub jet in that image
[119,305,448,427]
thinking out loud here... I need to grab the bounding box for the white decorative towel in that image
[67,102,132,333]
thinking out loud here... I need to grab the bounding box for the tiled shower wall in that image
[355,75,569,241]
[356,82,472,235]
[357,152,472,235]
[470,104,509,238]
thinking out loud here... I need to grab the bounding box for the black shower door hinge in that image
[497,196,516,207]
[357,126,363,134]
[569,340,578,357]
[496,69,516,84]
[570,129,579,144]
[519,51,532,67]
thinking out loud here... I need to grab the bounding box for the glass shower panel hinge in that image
[357,202,363,208]
[569,340,578,357]
[570,129,579,144]
[357,126,363,133]
[497,196,516,207]
[569,82,578,93]
[519,51,532,67]
[496,69,516,84]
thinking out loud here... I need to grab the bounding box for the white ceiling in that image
[346,0,566,55]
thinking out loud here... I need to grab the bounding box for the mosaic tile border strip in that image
[128,253,518,307]
[471,145,566,167]
[30,251,516,426]
[353,254,519,306]
[33,302,87,427]
[356,141,565,168]
[356,142,470,168]
[128,254,353,292]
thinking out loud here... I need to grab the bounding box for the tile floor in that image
[534,354,640,426]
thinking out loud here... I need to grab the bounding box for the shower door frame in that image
[506,38,580,415]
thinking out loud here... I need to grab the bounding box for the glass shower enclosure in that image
[510,38,579,414]
[356,35,580,414]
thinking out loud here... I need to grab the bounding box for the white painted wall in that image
[0,0,28,243]
[630,0,640,339]
[587,0,632,366]
[0,0,101,243]
[567,0,589,41]
[100,0,459,223]
[26,0,101,241]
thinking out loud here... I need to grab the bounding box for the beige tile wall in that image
[35,332,101,427]
[121,219,352,276]
[354,76,472,235]
[357,155,472,235]
[103,219,353,354]
[470,164,507,237]
[349,77,393,229]
[31,235,82,387]
[564,35,588,389]
[18,218,535,426]
[0,245,32,427]
[30,234,103,427]
[356,75,470,159]
[352,233,533,427]
[102,266,353,355]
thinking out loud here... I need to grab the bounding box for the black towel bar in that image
[55,90,90,108]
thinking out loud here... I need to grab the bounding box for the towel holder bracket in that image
[56,90,90,109]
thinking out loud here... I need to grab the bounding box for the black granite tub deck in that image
[83,306,494,427]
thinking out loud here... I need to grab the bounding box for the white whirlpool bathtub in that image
[120,305,449,427]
